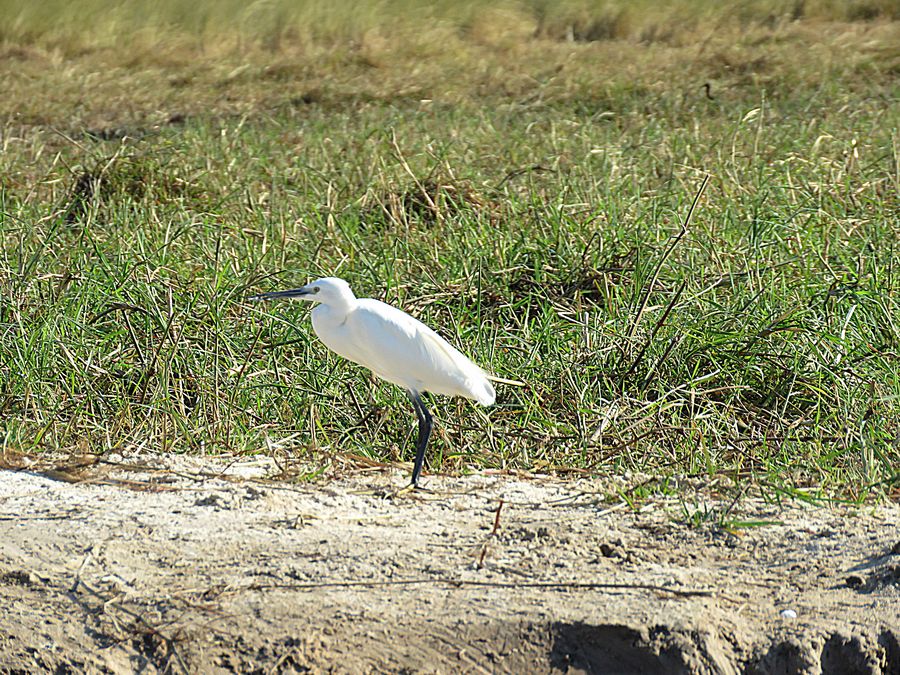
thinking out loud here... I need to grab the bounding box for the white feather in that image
[312,298,493,404]
[290,279,495,405]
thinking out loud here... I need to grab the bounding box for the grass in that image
[1,1,899,501]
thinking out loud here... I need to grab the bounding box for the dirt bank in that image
[1,454,898,673]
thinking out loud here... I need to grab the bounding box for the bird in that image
[250,277,496,488]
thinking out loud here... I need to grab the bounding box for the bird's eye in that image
[312,286,321,293]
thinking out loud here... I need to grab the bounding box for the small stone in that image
[779,609,797,619]
[845,575,864,589]
[599,543,618,558]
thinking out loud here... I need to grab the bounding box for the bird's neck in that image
[312,299,354,324]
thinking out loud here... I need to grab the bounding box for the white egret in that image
[250,277,496,488]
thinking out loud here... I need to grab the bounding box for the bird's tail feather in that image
[485,374,525,386]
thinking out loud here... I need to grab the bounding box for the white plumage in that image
[309,279,495,405]
[250,277,495,487]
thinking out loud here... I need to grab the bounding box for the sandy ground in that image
[0,453,898,674]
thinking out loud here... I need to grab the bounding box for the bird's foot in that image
[364,481,431,500]
[396,481,431,498]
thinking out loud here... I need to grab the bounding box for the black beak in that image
[248,288,311,301]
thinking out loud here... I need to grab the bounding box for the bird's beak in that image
[248,287,312,302]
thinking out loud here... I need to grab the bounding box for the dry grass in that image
[0,22,895,147]
[2,0,899,53]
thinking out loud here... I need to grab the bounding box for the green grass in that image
[1,1,899,500]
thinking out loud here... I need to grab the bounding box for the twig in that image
[626,174,709,340]
[477,499,505,567]
[243,577,713,599]
[491,498,504,536]
[345,381,365,420]
[69,545,94,593]
[623,279,687,379]
[71,579,191,674]
[640,333,687,392]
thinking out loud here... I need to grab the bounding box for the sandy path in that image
[1,455,898,673]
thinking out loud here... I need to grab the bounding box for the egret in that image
[250,277,496,488]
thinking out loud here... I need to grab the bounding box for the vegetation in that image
[1,0,898,500]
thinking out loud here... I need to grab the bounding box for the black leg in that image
[406,391,433,488]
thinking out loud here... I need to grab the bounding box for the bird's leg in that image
[407,391,433,489]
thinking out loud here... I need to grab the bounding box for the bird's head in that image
[250,276,356,308]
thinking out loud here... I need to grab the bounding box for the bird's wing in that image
[346,300,493,403]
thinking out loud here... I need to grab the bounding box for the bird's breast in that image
[311,306,366,365]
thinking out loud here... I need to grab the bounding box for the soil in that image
[0,453,898,674]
